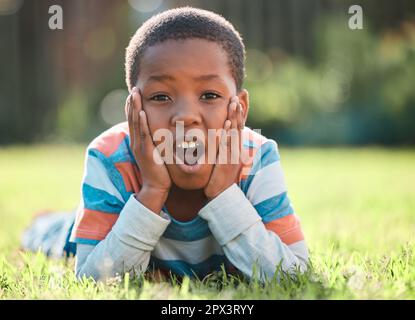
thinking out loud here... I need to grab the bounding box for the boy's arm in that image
[74,90,173,281]
[199,183,308,282]
[75,192,170,281]
[198,140,308,283]
[72,145,170,281]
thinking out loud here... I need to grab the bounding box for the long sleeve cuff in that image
[198,183,261,246]
[112,194,171,251]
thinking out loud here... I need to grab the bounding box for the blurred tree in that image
[0,0,58,143]
[0,0,414,145]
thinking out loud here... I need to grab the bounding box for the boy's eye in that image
[150,94,171,102]
[201,92,221,100]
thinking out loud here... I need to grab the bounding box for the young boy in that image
[23,7,308,283]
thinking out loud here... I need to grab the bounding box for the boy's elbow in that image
[289,240,310,273]
[296,258,309,274]
[75,265,96,282]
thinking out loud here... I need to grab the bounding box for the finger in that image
[228,96,238,119]
[237,103,244,130]
[224,119,232,147]
[219,120,231,153]
[126,94,132,128]
[139,110,154,151]
[125,94,131,121]
[235,103,244,162]
[224,118,232,131]
[230,102,238,130]
[131,93,141,148]
[127,94,134,125]
[131,88,142,144]
[127,94,136,147]
[228,105,240,164]
[131,87,143,114]
[230,96,239,129]
[218,120,231,164]
[227,98,240,161]
[133,88,145,141]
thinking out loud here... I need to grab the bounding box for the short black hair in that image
[125,7,246,92]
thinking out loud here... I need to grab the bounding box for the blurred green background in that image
[1,0,415,146]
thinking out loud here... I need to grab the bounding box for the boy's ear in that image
[237,89,249,126]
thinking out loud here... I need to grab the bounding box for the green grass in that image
[0,145,414,299]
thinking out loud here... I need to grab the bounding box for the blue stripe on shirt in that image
[149,254,228,278]
[82,183,124,214]
[74,237,101,246]
[88,148,131,202]
[110,136,135,164]
[254,192,294,223]
[162,216,212,242]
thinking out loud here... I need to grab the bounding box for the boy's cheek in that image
[207,104,229,127]
[143,108,166,134]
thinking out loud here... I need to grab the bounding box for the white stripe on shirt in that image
[84,155,124,203]
[246,161,287,205]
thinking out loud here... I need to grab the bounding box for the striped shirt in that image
[70,122,308,281]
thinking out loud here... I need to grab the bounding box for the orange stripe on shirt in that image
[264,214,305,245]
[115,162,142,193]
[239,149,254,181]
[74,209,119,241]
[89,122,128,157]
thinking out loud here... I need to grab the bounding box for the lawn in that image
[0,145,414,299]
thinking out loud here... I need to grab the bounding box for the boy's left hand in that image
[204,96,244,200]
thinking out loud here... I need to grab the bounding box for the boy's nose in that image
[170,101,202,127]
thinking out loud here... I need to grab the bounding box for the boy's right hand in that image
[127,87,171,212]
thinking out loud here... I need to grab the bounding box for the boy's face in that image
[135,38,248,190]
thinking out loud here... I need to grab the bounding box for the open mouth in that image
[175,139,205,166]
